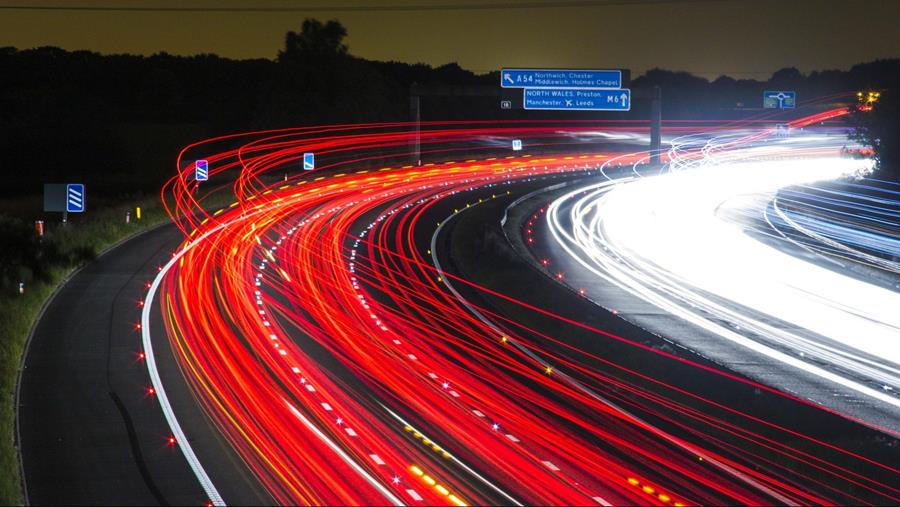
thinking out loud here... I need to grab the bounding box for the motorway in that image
[525,126,900,425]
[18,223,211,505]
[17,223,271,505]
[19,117,900,505]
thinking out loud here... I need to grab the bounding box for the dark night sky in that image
[2,0,900,79]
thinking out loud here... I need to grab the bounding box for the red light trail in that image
[141,116,898,505]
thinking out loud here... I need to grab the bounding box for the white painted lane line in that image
[542,460,560,471]
[286,401,403,505]
[592,495,613,506]
[142,231,225,506]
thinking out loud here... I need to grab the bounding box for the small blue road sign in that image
[512,139,523,151]
[501,69,622,89]
[66,183,85,213]
[523,88,631,111]
[764,90,797,109]
[195,159,209,181]
[303,152,315,171]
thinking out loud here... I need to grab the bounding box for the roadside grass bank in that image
[0,196,173,505]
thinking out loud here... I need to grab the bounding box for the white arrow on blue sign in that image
[195,160,209,181]
[523,88,631,111]
[763,90,797,109]
[66,183,85,213]
[303,152,315,171]
[501,69,622,90]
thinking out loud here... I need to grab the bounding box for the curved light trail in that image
[141,118,899,505]
[547,121,900,410]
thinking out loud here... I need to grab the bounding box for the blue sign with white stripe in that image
[195,159,209,181]
[523,88,631,111]
[502,69,622,89]
[66,183,85,212]
[303,152,315,171]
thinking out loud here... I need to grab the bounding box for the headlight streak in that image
[545,118,900,412]
[770,182,900,274]
[143,117,899,506]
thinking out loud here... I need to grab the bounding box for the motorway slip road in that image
[17,223,268,506]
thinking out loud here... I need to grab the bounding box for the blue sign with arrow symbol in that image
[523,88,631,111]
[763,90,797,109]
[502,69,622,89]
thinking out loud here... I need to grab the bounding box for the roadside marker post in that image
[66,184,85,213]
[195,160,209,181]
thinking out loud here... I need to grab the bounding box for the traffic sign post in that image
[763,90,797,109]
[523,88,631,111]
[66,184,85,213]
[501,69,623,89]
[512,139,523,151]
[498,66,654,162]
[303,152,315,171]
[195,159,209,181]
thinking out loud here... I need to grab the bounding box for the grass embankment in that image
[0,196,174,506]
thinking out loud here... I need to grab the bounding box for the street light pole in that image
[650,86,662,166]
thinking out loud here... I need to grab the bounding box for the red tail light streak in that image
[139,116,898,506]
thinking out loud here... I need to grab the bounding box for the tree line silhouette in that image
[1,18,898,200]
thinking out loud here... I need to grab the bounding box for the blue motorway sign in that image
[763,90,797,109]
[66,183,85,213]
[523,88,631,111]
[303,152,315,171]
[501,69,622,89]
[195,159,209,181]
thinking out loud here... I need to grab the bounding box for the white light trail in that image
[547,134,900,410]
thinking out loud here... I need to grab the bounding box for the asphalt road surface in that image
[17,223,269,506]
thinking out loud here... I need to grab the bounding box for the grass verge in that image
[0,196,174,506]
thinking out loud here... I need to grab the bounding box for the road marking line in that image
[286,401,403,505]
